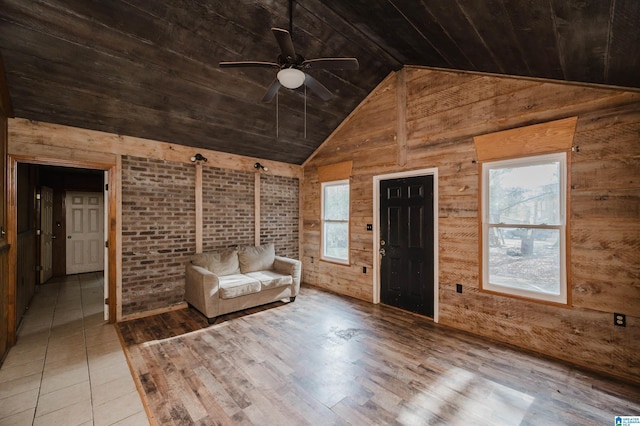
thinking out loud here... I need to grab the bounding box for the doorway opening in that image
[373,168,439,322]
[8,156,116,344]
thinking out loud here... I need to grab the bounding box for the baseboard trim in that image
[119,302,188,322]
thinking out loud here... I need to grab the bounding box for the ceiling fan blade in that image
[219,61,279,69]
[261,79,282,103]
[304,74,332,101]
[272,28,296,59]
[302,58,359,70]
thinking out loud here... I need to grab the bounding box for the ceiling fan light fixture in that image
[277,68,305,89]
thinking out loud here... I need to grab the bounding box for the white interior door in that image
[66,192,105,275]
[40,186,54,283]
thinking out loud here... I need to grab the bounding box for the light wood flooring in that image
[118,285,640,425]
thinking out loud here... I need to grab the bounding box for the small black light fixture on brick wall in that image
[190,153,208,163]
[254,162,269,172]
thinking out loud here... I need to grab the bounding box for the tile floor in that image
[0,273,149,426]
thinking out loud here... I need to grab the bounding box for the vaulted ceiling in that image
[1,1,638,165]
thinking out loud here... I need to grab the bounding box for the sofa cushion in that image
[191,248,240,276]
[238,243,275,273]
[218,274,261,299]
[246,270,293,290]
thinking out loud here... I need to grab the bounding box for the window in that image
[481,153,567,304]
[321,180,349,264]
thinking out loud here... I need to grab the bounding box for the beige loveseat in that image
[185,243,301,323]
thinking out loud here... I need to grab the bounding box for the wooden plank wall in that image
[302,75,399,302]
[0,115,8,360]
[1,53,12,360]
[7,119,302,178]
[15,164,37,328]
[15,230,36,325]
[301,67,640,383]
[0,243,8,361]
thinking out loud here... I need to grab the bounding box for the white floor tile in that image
[93,390,147,426]
[0,273,148,425]
[88,349,127,372]
[110,409,150,426]
[0,388,39,419]
[88,360,132,387]
[0,373,41,400]
[32,399,92,426]
[1,345,47,369]
[43,347,87,366]
[39,363,89,395]
[34,380,91,417]
[91,374,138,406]
[0,407,36,426]
[0,360,44,384]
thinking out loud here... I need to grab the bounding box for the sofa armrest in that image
[273,256,302,296]
[185,264,221,318]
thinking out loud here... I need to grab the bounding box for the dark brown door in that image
[380,175,434,317]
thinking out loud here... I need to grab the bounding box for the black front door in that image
[380,175,434,317]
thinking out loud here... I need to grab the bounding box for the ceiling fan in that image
[219,2,358,103]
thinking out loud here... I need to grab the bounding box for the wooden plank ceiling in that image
[0,0,638,165]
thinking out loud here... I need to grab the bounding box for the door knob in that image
[380,240,386,246]
[51,235,57,240]
[379,248,386,256]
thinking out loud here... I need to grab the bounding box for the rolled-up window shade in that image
[473,117,577,162]
[318,160,353,182]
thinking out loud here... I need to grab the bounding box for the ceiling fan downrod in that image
[289,0,294,35]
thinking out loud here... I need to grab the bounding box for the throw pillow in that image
[191,248,240,276]
[238,243,275,273]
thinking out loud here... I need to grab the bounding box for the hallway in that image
[0,273,149,425]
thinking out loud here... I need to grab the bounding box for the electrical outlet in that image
[614,313,626,327]
[366,224,373,231]
[362,266,367,273]
[456,284,463,293]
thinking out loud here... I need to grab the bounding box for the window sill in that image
[320,257,350,267]
[479,287,570,308]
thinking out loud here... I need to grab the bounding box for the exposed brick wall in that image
[260,174,299,258]
[121,156,195,315]
[202,167,255,251]
[120,158,299,316]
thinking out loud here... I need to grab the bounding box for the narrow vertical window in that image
[321,180,350,264]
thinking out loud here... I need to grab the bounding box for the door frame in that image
[6,154,118,345]
[373,167,439,322]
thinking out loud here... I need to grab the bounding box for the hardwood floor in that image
[118,285,640,425]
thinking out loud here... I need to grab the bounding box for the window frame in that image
[481,152,568,305]
[321,179,350,265]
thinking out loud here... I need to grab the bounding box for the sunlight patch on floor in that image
[399,366,534,425]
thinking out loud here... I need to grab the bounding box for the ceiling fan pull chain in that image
[304,84,307,139]
[276,90,279,140]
